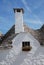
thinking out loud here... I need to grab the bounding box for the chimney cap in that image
[13,8,24,13]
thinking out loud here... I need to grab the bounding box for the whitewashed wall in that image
[15,10,24,33]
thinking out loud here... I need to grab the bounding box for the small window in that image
[17,9,21,12]
[22,41,32,51]
[22,41,30,47]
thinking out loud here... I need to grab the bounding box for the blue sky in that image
[0,0,44,34]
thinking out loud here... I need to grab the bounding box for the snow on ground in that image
[0,32,44,65]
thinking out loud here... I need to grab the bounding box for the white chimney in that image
[14,8,24,34]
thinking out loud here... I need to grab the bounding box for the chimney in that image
[13,8,24,34]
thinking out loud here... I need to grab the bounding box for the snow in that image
[0,32,44,65]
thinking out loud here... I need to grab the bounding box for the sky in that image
[0,0,44,34]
